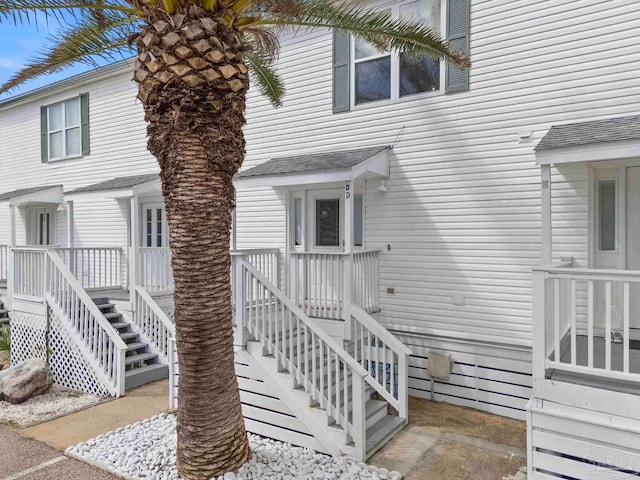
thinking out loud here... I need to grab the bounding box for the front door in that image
[141,203,168,248]
[626,167,640,325]
[31,207,54,246]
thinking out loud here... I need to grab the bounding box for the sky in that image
[0,17,117,100]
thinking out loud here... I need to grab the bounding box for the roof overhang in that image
[0,185,64,206]
[536,139,640,166]
[234,147,390,188]
[64,174,161,200]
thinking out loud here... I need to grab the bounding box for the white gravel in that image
[503,466,527,480]
[0,384,103,427]
[67,413,403,480]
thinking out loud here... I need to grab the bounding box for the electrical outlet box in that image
[452,293,465,306]
[386,287,395,295]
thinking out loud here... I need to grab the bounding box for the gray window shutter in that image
[80,93,90,155]
[332,29,351,113]
[40,106,48,163]
[445,0,470,94]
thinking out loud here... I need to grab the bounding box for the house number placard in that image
[345,184,351,199]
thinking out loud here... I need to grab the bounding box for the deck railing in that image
[289,250,380,320]
[13,248,47,297]
[235,258,369,459]
[533,264,640,383]
[54,247,127,290]
[133,285,175,363]
[138,247,174,294]
[0,245,7,282]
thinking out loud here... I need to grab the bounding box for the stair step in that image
[92,297,111,305]
[104,312,122,320]
[97,303,116,311]
[119,332,139,342]
[111,322,129,330]
[125,342,147,352]
[125,352,157,366]
[366,415,406,457]
[125,364,169,390]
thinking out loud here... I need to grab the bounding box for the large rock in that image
[0,358,53,404]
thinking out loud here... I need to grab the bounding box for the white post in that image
[352,375,367,461]
[231,192,237,251]
[398,352,409,420]
[344,180,354,338]
[129,196,140,305]
[66,201,75,247]
[532,269,547,381]
[234,259,247,348]
[7,205,16,310]
[541,165,552,265]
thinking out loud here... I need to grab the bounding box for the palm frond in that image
[245,51,284,107]
[244,26,280,62]
[244,0,470,67]
[0,0,136,25]
[0,10,138,93]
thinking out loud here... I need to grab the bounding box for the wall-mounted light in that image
[377,180,390,193]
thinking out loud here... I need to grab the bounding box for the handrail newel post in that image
[352,374,367,461]
[234,259,247,348]
[398,352,409,420]
[532,269,547,381]
[343,253,352,340]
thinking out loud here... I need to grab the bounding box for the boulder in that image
[0,358,53,404]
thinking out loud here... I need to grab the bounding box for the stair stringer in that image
[241,346,354,458]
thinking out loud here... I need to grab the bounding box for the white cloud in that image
[0,56,22,70]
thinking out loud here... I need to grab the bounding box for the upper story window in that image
[41,93,89,163]
[332,0,470,113]
[354,0,441,105]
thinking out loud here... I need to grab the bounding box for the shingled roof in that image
[0,185,63,202]
[236,146,390,178]
[535,115,640,151]
[67,173,159,194]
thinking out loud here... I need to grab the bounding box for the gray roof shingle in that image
[0,185,63,202]
[535,115,640,151]
[68,173,159,194]
[236,146,390,178]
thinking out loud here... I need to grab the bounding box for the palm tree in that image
[0,1,469,478]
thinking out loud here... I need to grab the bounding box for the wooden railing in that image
[533,265,640,383]
[231,248,279,289]
[289,250,380,320]
[235,258,369,459]
[45,251,127,396]
[138,247,173,293]
[54,247,126,290]
[349,305,411,419]
[0,245,7,282]
[133,286,175,364]
[13,248,47,297]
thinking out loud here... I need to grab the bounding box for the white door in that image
[31,207,54,246]
[140,203,170,290]
[306,189,344,251]
[626,166,640,326]
[141,203,168,248]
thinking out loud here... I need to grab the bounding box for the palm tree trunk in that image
[134,9,252,479]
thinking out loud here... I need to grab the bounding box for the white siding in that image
[237,0,640,349]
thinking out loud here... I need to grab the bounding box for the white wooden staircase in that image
[231,258,411,461]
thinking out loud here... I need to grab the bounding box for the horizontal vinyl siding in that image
[0,70,157,248]
[237,0,640,348]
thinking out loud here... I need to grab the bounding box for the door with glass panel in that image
[31,207,54,246]
[140,203,170,291]
[626,167,640,333]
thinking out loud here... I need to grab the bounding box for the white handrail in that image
[45,251,127,396]
[0,245,7,281]
[53,247,126,290]
[133,285,176,363]
[350,305,411,419]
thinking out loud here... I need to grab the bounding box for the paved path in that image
[22,379,169,451]
[0,425,116,480]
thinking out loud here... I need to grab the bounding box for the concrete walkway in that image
[22,379,169,451]
[370,397,527,480]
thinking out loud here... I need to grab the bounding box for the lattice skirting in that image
[10,313,48,364]
[47,306,111,397]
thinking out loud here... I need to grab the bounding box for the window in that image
[353,0,442,105]
[293,197,303,246]
[598,180,616,251]
[354,194,363,247]
[41,94,89,162]
[315,199,341,247]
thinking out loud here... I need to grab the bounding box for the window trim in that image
[46,97,83,162]
[596,179,618,253]
[349,0,446,109]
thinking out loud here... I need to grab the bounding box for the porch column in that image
[129,195,140,303]
[541,164,552,264]
[231,192,237,251]
[7,204,16,310]
[66,201,75,247]
[344,180,354,338]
